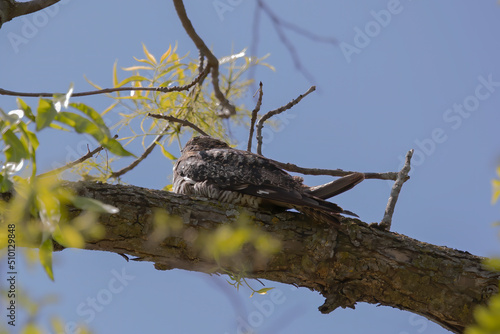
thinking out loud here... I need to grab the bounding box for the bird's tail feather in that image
[306,173,364,199]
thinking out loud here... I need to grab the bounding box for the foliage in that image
[76,44,272,180]
[0,42,271,332]
[464,170,500,334]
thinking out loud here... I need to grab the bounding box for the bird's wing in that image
[175,148,301,190]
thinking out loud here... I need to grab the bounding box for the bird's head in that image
[182,136,230,152]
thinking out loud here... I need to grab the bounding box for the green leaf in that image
[36,99,58,131]
[53,225,85,248]
[0,174,13,192]
[101,136,134,157]
[115,75,151,88]
[17,98,35,121]
[39,238,54,281]
[55,112,133,157]
[2,128,30,163]
[72,196,119,214]
[157,142,177,160]
[255,287,274,295]
[69,103,108,130]
[55,112,105,141]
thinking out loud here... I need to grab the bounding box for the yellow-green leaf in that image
[21,323,43,334]
[36,99,58,131]
[70,102,108,128]
[115,75,151,88]
[2,128,29,163]
[39,238,54,281]
[492,179,500,204]
[72,196,119,214]
[56,225,85,248]
[157,142,177,160]
[17,98,35,121]
[122,65,153,71]
[160,45,172,63]
[112,60,119,87]
[142,43,157,64]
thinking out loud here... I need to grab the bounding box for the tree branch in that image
[147,114,208,137]
[247,82,263,152]
[380,149,413,230]
[25,181,498,334]
[0,67,209,98]
[37,135,118,178]
[256,86,315,155]
[110,128,169,179]
[270,159,402,181]
[0,0,60,28]
[172,0,236,118]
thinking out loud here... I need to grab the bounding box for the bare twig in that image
[147,114,209,137]
[247,82,263,152]
[112,113,210,178]
[172,0,236,118]
[269,158,400,181]
[111,126,170,178]
[0,0,60,28]
[0,66,209,98]
[379,149,414,230]
[37,135,118,178]
[256,86,315,155]
[257,0,337,45]
[254,0,336,85]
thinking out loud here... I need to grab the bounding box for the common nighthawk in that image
[172,136,364,224]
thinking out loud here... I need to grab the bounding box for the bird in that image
[172,136,364,224]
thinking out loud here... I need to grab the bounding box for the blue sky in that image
[1,1,500,333]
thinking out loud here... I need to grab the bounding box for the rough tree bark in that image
[31,181,497,334]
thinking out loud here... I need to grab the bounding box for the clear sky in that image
[1,1,500,333]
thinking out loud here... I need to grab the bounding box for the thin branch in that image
[248,2,262,88]
[111,126,169,178]
[257,0,337,45]
[110,55,212,179]
[255,0,329,85]
[379,149,414,230]
[256,86,315,155]
[172,0,236,118]
[37,135,118,178]
[147,114,209,137]
[0,0,60,27]
[112,113,211,178]
[0,66,209,98]
[269,158,400,181]
[247,82,263,152]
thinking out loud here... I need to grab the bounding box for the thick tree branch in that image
[0,0,60,28]
[31,181,499,334]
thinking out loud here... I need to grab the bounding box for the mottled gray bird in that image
[172,136,364,224]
